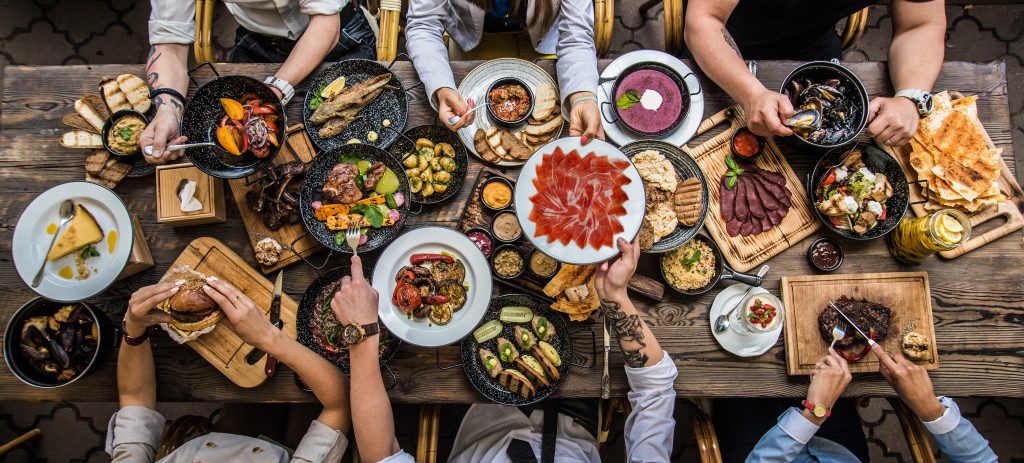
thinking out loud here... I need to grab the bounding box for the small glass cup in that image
[731,292,786,335]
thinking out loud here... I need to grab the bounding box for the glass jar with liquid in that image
[887,209,971,264]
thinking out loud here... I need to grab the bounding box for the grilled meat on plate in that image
[362,161,386,191]
[322,163,362,203]
[818,296,891,349]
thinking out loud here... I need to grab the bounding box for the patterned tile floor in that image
[1,1,1023,461]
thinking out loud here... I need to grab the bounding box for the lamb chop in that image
[362,161,386,191]
[322,163,362,204]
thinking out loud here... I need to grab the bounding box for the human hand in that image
[568,92,605,144]
[740,88,794,137]
[141,104,187,163]
[203,278,278,350]
[595,237,639,302]
[866,96,920,147]
[124,282,180,336]
[804,348,852,424]
[873,346,945,421]
[436,87,474,130]
[331,256,380,327]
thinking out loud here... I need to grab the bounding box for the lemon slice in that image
[935,214,964,244]
[940,214,964,233]
[321,76,346,98]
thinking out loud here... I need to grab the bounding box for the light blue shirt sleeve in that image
[553,0,599,103]
[406,0,457,110]
[623,352,678,463]
[925,397,997,463]
[746,408,818,463]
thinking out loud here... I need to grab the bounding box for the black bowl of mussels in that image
[3,298,117,388]
[780,61,869,148]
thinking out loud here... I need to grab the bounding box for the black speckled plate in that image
[302,60,408,151]
[297,266,400,374]
[180,75,286,179]
[299,144,410,253]
[461,294,571,406]
[808,144,909,240]
[621,140,709,253]
[126,155,156,177]
[387,125,468,205]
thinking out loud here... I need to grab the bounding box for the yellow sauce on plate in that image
[58,266,73,279]
[107,230,118,254]
[46,223,58,234]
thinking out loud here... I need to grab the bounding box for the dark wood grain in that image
[1,60,1021,402]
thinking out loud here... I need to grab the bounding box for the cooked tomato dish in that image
[216,95,280,158]
[488,84,531,122]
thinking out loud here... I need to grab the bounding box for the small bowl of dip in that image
[491,245,525,280]
[491,210,522,243]
[102,110,149,157]
[807,237,843,272]
[528,249,560,279]
[486,78,534,127]
[480,177,514,211]
[465,227,494,258]
[731,127,763,160]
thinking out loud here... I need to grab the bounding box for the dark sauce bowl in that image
[807,237,844,272]
[486,77,535,128]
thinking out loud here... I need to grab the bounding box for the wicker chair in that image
[658,2,870,56]
[192,0,399,62]
[689,397,939,463]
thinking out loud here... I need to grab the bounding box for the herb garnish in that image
[338,153,362,164]
[724,156,745,189]
[117,127,133,141]
[616,90,640,110]
[80,245,100,259]
[351,203,384,228]
[682,250,701,271]
[309,83,326,111]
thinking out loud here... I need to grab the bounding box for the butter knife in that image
[601,310,611,399]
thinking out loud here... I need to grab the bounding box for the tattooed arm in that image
[684,0,795,137]
[140,44,189,163]
[595,238,663,367]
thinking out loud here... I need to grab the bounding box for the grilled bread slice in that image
[500,129,533,160]
[75,98,107,132]
[63,113,99,133]
[117,74,151,113]
[515,355,550,388]
[473,128,501,163]
[532,84,557,120]
[61,130,103,149]
[496,369,536,399]
[85,150,111,175]
[100,77,132,113]
[531,345,560,381]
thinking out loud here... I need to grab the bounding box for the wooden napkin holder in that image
[155,163,226,227]
[118,213,155,280]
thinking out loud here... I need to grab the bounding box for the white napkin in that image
[178,180,203,212]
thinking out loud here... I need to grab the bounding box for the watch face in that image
[922,93,934,112]
[813,404,828,417]
[342,324,362,345]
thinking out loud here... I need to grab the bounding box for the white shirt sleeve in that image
[623,352,678,462]
[148,0,196,45]
[105,406,166,463]
[291,420,350,463]
[922,396,959,435]
[777,408,821,445]
[376,449,416,463]
[299,0,345,17]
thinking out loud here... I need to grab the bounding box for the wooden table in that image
[1,60,1022,402]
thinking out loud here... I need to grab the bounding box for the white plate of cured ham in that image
[514,137,646,265]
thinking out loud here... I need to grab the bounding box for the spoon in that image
[713,264,770,333]
[32,200,76,288]
[143,142,216,157]
[446,99,488,126]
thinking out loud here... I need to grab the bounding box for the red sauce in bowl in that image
[488,84,531,122]
[732,128,762,159]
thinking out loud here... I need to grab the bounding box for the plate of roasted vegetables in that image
[388,125,468,204]
[299,144,410,253]
[810,145,909,240]
[373,226,492,347]
[462,294,570,405]
[181,74,285,179]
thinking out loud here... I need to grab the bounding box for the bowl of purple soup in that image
[607,63,689,137]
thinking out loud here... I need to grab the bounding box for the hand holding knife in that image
[245,270,284,375]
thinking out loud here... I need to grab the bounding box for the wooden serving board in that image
[457,168,665,301]
[781,271,938,376]
[227,123,322,274]
[161,237,299,388]
[681,107,820,272]
[883,117,1024,259]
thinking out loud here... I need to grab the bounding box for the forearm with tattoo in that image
[145,44,189,114]
[603,298,663,368]
[721,26,743,59]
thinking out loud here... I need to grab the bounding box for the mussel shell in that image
[787,109,822,130]
[48,337,70,368]
[19,343,48,361]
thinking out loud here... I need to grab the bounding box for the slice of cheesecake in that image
[47,204,104,261]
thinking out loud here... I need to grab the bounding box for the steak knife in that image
[828,301,878,348]
[264,270,284,377]
[601,310,610,400]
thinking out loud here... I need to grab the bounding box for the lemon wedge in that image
[935,213,964,244]
[321,76,346,98]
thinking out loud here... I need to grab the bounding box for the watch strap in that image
[264,76,295,106]
[802,400,832,418]
[362,322,380,337]
[894,89,933,117]
[122,319,152,346]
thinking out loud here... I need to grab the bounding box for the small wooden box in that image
[118,213,155,280]
[156,163,226,227]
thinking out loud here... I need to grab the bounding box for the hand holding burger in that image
[203,277,280,351]
[125,281,181,337]
[158,269,225,337]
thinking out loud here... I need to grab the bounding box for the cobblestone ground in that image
[1,1,1023,462]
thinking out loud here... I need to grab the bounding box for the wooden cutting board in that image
[781,271,938,376]
[457,168,665,301]
[227,123,322,274]
[681,107,820,272]
[882,97,1024,259]
[161,237,298,387]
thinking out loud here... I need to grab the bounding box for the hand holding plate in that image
[595,237,640,301]
[568,92,605,144]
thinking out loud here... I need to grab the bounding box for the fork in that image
[829,321,847,350]
[345,221,361,256]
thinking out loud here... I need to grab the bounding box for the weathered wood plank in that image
[0,60,1021,402]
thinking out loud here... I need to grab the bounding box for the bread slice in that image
[85,150,111,175]
[61,130,104,149]
[500,129,533,160]
[532,84,557,120]
[496,369,536,399]
[673,177,703,226]
[63,113,99,133]
[525,116,562,136]
[100,77,132,113]
[485,127,509,159]
[75,98,107,132]
[117,74,151,113]
[515,355,550,388]
[531,345,561,381]
[473,129,500,163]
[98,158,132,186]
[83,94,111,120]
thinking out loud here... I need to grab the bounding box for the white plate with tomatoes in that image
[373,226,493,347]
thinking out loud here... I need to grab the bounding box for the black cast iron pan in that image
[661,234,762,296]
[386,124,469,205]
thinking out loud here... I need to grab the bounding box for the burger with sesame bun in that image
[157,266,223,336]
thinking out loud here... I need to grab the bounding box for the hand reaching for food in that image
[125,282,179,335]
[741,88,794,138]
[804,348,852,424]
[568,92,605,144]
[331,256,380,327]
[141,105,187,163]
[437,87,474,130]
[595,237,640,301]
[873,347,945,421]
[203,278,278,350]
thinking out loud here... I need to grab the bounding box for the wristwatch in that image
[895,89,934,117]
[802,400,832,418]
[341,322,380,346]
[122,319,153,346]
[263,76,295,106]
